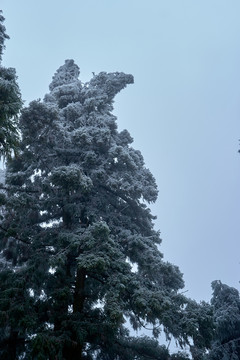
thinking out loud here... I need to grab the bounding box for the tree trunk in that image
[8,331,18,360]
[63,268,86,359]
[73,267,86,313]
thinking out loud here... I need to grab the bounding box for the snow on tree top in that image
[49,59,80,91]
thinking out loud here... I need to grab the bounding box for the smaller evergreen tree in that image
[207,281,240,360]
[0,11,22,159]
[0,11,9,62]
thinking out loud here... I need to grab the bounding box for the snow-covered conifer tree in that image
[0,60,208,359]
[0,11,22,159]
[206,281,240,360]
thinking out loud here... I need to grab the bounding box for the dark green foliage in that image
[170,352,191,360]
[0,269,37,359]
[0,11,9,63]
[185,282,240,360]
[207,281,240,360]
[0,60,206,358]
[0,11,22,159]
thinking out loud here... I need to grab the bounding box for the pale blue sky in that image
[2,0,240,302]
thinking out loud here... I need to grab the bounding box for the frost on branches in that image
[0,11,22,159]
[0,60,209,359]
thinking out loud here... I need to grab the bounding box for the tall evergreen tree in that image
[0,60,208,359]
[0,10,22,159]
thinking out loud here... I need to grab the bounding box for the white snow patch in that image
[39,289,47,301]
[49,266,56,274]
[45,322,54,330]
[92,299,104,309]
[28,289,34,297]
[30,169,42,183]
[45,246,55,252]
[40,218,62,228]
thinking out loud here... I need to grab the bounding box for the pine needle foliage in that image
[0,11,22,159]
[0,60,210,359]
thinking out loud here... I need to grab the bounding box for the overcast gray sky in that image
[1,0,240,302]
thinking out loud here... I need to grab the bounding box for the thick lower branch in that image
[0,224,31,245]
